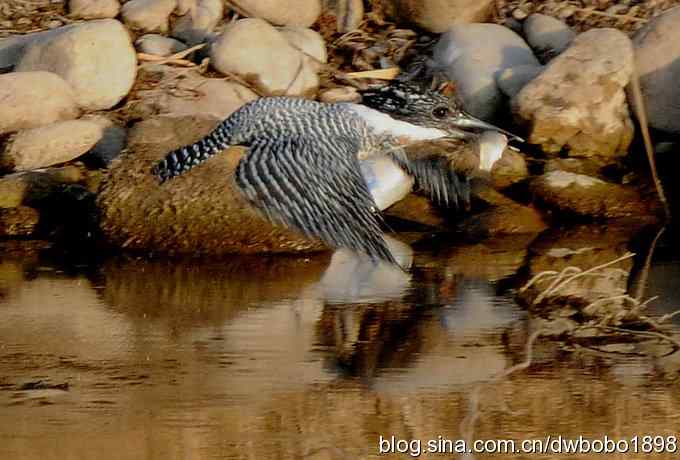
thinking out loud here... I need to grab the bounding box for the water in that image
[0,229,679,460]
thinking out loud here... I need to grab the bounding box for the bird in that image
[151,81,518,265]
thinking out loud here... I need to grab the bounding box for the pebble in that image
[136,34,188,56]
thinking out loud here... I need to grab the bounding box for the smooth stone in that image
[630,7,680,134]
[136,34,188,56]
[278,27,327,64]
[15,19,137,111]
[0,71,80,135]
[68,0,121,19]
[120,0,177,33]
[490,148,530,189]
[432,23,540,120]
[171,0,223,45]
[496,64,544,98]
[0,29,63,71]
[80,116,128,168]
[385,0,495,33]
[228,0,321,28]
[523,13,575,62]
[2,120,107,172]
[210,18,318,96]
[458,203,548,236]
[513,28,634,159]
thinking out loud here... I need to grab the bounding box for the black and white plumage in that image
[152,86,514,264]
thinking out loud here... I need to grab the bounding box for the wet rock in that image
[1,120,106,172]
[210,18,319,96]
[0,207,40,237]
[171,0,223,45]
[278,27,327,64]
[432,23,539,120]
[228,0,321,28]
[385,0,495,33]
[336,0,364,33]
[120,0,177,33]
[496,64,543,100]
[131,65,257,119]
[0,166,85,209]
[513,29,634,159]
[98,115,329,255]
[383,194,445,228]
[490,148,530,189]
[523,13,575,62]
[68,0,121,19]
[136,34,188,56]
[459,202,547,236]
[630,7,680,134]
[79,116,128,168]
[0,72,80,135]
[544,157,605,177]
[15,19,137,111]
[530,170,660,221]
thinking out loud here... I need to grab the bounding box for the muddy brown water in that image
[1,229,679,460]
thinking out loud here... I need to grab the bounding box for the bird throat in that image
[345,103,448,143]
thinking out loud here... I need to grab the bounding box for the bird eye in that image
[432,107,449,119]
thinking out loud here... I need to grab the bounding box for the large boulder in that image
[228,0,321,28]
[513,28,634,159]
[210,18,319,96]
[1,120,107,172]
[383,0,495,33]
[15,19,137,111]
[432,23,540,120]
[630,7,680,135]
[120,0,177,33]
[0,71,79,135]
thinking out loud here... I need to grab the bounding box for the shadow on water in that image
[0,224,679,459]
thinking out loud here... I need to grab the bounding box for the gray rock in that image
[210,18,318,96]
[68,0,121,19]
[132,65,257,119]
[496,64,543,98]
[523,13,575,62]
[15,19,137,111]
[80,116,128,168]
[171,0,223,45]
[384,0,495,33]
[120,0,177,33]
[228,0,321,28]
[0,29,63,71]
[630,7,680,134]
[0,72,80,135]
[432,23,540,120]
[2,120,107,172]
[513,28,634,159]
[136,34,188,56]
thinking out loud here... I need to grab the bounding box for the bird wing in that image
[234,134,398,265]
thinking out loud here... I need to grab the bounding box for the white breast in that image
[344,103,448,141]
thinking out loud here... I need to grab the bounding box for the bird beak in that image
[448,111,524,142]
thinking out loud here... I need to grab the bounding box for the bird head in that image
[359,81,522,142]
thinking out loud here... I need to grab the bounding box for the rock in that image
[228,0,321,28]
[68,0,121,19]
[496,64,543,99]
[136,34,188,56]
[523,13,575,62]
[79,116,128,168]
[336,0,364,33]
[630,7,680,134]
[15,20,137,111]
[175,0,195,15]
[490,148,530,189]
[432,23,540,120]
[386,0,495,33]
[0,167,85,209]
[0,72,80,135]
[0,29,63,72]
[459,202,547,236]
[120,0,177,33]
[513,28,634,159]
[0,207,40,237]
[171,0,223,45]
[383,194,445,228]
[1,120,106,172]
[278,27,327,64]
[210,18,319,96]
[131,65,257,119]
[319,86,361,103]
[530,170,660,221]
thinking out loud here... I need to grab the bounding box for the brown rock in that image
[384,0,495,33]
[0,207,40,237]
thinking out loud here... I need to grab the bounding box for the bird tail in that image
[151,123,231,182]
